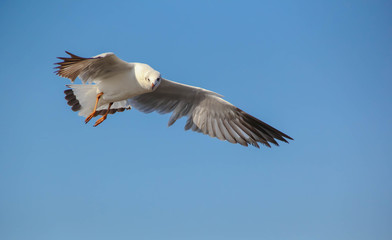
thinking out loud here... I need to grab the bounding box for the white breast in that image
[96,67,147,105]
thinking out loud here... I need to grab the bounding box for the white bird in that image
[55,51,293,148]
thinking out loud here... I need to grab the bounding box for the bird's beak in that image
[151,83,155,89]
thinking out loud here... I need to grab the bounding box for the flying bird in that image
[55,51,293,148]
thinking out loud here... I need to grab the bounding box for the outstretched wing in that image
[129,79,293,148]
[55,51,131,83]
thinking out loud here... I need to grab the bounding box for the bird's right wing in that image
[55,51,132,83]
[129,79,292,148]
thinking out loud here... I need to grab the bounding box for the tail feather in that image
[64,85,132,117]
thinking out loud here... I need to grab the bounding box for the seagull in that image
[55,51,293,148]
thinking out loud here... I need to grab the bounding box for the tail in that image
[64,84,132,117]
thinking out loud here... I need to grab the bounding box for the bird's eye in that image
[157,78,160,81]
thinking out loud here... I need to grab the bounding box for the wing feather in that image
[222,119,247,146]
[55,51,131,83]
[218,118,236,144]
[129,78,292,148]
[227,121,249,147]
[207,118,216,138]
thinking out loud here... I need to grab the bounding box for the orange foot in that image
[93,115,107,127]
[85,112,96,124]
[84,92,103,124]
[93,102,113,127]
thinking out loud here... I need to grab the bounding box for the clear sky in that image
[0,0,391,239]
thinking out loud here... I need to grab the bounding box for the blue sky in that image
[0,0,391,239]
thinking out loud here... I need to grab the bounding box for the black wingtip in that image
[235,107,293,147]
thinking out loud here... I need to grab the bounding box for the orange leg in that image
[85,92,104,124]
[93,102,113,127]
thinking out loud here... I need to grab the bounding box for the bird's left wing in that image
[129,79,292,148]
[55,51,131,83]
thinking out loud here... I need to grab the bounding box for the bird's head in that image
[137,63,161,91]
[145,70,161,91]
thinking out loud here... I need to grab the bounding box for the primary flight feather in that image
[55,51,293,148]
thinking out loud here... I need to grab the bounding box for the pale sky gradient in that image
[0,0,391,239]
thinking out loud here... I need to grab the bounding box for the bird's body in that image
[60,52,161,112]
[56,51,293,148]
[94,63,156,105]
